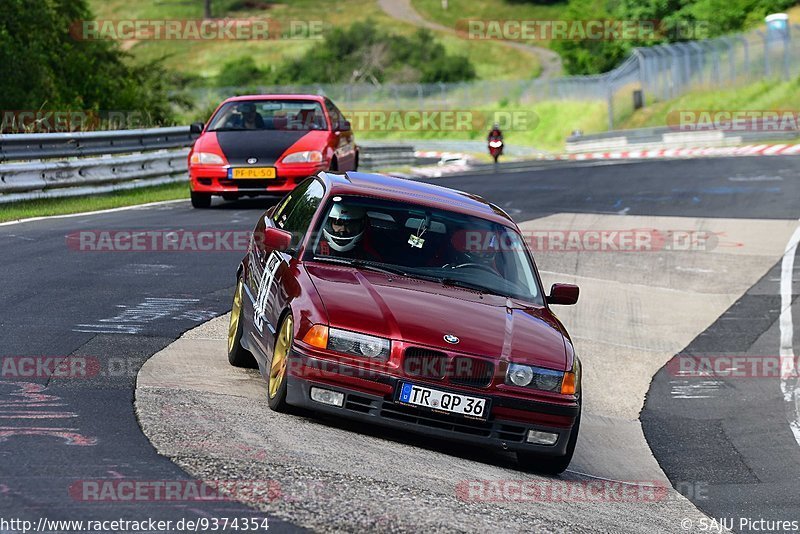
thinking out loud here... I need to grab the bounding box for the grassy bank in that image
[0,181,189,223]
[88,0,538,81]
[620,76,800,130]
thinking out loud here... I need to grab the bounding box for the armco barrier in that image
[0,127,415,204]
[565,126,799,154]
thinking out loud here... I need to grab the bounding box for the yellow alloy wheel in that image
[228,279,243,355]
[269,315,293,399]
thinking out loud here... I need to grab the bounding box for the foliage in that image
[553,0,797,75]
[274,20,477,84]
[0,0,180,126]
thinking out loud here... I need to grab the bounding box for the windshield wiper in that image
[312,257,411,277]
[439,277,509,297]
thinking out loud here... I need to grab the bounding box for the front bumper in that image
[285,349,579,456]
[189,163,327,195]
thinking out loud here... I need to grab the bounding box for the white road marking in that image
[74,297,208,335]
[670,379,722,399]
[0,199,186,227]
[675,266,715,274]
[779,222,800,444]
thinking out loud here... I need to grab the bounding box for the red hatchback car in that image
[227,172,582,474]
[188,94,358,208]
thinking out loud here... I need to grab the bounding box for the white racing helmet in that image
[322,203,366,252]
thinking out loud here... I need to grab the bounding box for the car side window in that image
[325,99,345,130]
[275,179,325,250]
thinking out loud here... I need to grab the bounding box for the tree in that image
[0,0,178,128]
[204,0,212,19]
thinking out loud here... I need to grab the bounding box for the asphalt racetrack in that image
[1,156,798,533]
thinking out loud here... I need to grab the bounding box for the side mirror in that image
[190,122,205,135]
[547,283,579,305]
[263,227,293,252]
[338,120,351,131]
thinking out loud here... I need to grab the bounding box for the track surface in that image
[0,156,798,531]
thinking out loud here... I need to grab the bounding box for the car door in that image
[249,178,326,359]
[325,99,356,170]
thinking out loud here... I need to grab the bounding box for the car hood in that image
[305,264,570,371]
[213,129,328,165]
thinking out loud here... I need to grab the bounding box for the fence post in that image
[782,29,790,80]
[757,30,770,77]
[738,36,750,82]
[721,37,736,83]
[688,42,705,88]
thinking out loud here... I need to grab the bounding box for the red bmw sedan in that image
[227,171,582,474]
[188,94,358,208]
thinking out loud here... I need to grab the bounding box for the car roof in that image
[223,94,326,103]
[318,172,514,226]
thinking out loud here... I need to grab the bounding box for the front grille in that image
[450,356,495,388]
[403,347,495,388]
[403,348,447,380]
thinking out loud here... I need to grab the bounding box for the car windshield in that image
[207,100,327,131]
[304,196,544,305]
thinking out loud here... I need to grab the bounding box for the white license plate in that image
[397,382,488,420]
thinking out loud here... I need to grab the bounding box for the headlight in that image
[282,150,323,164]
[507,363,534,386]
[190,152,225,165]
[505,363,565,393]
[317,327,390,360]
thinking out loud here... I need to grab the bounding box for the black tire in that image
[493,154,500,163]
[227,278,256,367]
[267,314,292,412]
[517,412,580,475]
[191,191,212,209]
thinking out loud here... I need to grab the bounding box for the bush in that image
[273,21,476,84]
[216,57,271,87]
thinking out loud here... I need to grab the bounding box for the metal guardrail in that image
[0,127,195,204]
[565,126,800,153]
[0,127,195,162]
[0,127,417,204]
[358,143,415,170]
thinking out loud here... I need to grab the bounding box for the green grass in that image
[88,0,537,81]
[620,76,800,130]
[0,181,189,223]
[354,99,607,152]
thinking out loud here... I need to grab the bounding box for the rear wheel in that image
[191,191,212,209]
[267,314,293,411]
[517,412,580,475]
[227,278,255,367]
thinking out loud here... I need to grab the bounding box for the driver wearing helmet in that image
[318,203,381,260]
